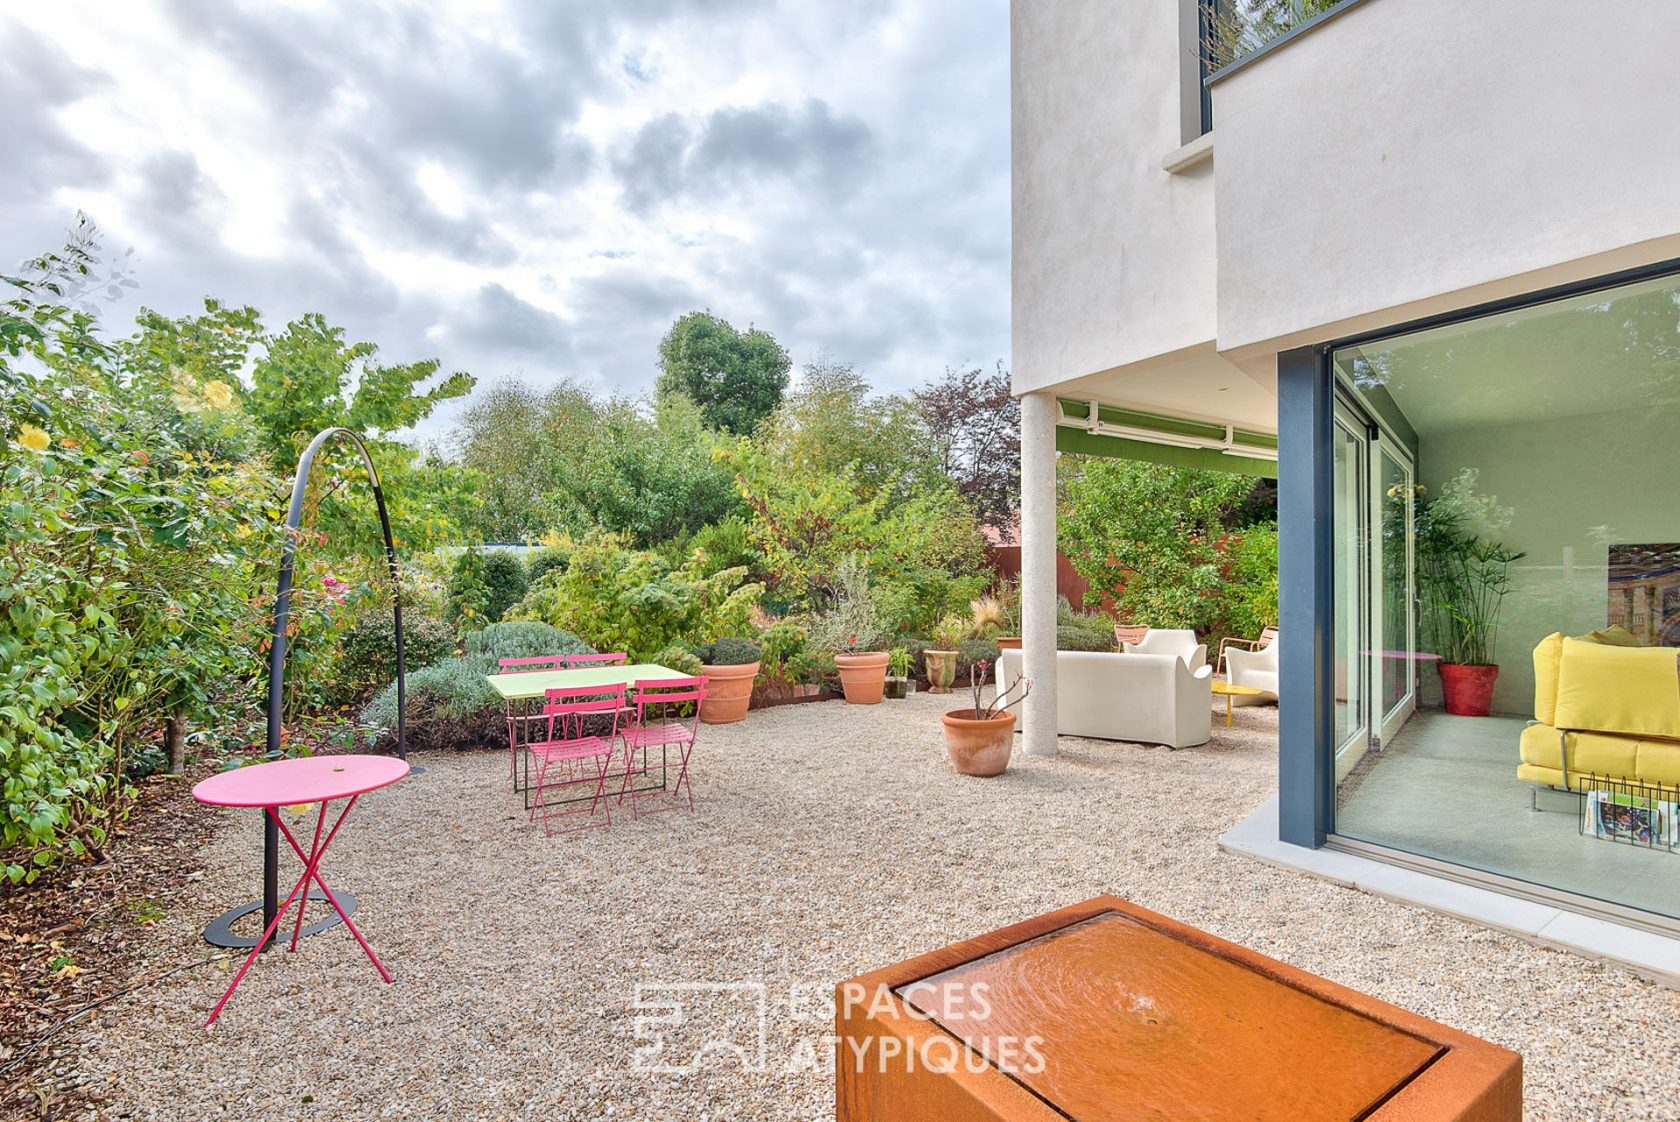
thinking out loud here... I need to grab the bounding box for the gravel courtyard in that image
[77,691,1680,1121]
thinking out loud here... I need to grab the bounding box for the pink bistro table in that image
[192,754,409,1026]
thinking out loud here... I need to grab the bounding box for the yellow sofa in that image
[1517,632,1680,793]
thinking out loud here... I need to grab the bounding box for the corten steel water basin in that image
[835,896,1520,1122]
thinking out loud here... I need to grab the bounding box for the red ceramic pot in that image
[1438,663,1499,716]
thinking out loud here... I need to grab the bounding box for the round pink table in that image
[193,755,409,1026]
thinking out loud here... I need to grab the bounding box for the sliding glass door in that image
[1374,442,1417,747]
[1332,400,1417,780]
[1331,403,1369,779]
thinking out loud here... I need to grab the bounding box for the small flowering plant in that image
[967,660,1032,719]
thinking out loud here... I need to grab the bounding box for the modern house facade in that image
[1011,0,1680,958]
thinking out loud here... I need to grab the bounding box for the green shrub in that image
[653,643,704,677]
[505,530,762,661]
[480,551,529,622]
[704,637,763,665]
[809,556,889,653]
[465,621,594,663]
[1056,625,1113,652]
[333,606,456,704]
[525,546,571,587]
[360,657,503,753]
[689,516,762,579]
[957,637,1001,681]
[445,549,490,636]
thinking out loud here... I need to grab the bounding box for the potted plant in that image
[884,647,913,699]
[697,637,762,724]
[1411,473,1527,716]
[940,661,1032,777]
[924,615,963,693]
[816,557,890,704]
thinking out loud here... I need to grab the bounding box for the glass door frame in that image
[1329,387,1418,777]
[1371,437,1417,749]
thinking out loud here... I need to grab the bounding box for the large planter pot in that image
[995,636,1022,651]
[700,661,760,724]
[941,708,1017,777]
[1439,663,1499,717]
[924,649,958,693]
[835,652,890,705]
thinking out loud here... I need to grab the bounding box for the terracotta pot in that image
[924,649,958,693]
[940,708,1017,777]
[1438,662,1499,716]
[834,652,890,704]
[996,636,1022,650]
[700,661,760,724]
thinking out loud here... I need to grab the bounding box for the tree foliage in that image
[655,311,790,435]
[1058,458,1276,642]
[915,361,1020,536]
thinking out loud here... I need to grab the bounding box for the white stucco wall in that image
[1211,0,1680,361]
[1011,0,1218,397]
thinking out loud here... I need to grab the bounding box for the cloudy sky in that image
[2,0,1010,441]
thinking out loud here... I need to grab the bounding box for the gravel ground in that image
[69,691,1680,1121]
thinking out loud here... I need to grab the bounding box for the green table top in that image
[484,662,690,701]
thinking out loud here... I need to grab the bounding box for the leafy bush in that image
[876,567,989,639]
[360,657,503,753]
[445,549,490,636]
[1056,626,1113,652]
[465,620,595,664]
[525,546,570,587]
[333,605,456,704]
[653,643,704,677]
[703,637,763,666]
[505,530,762,662]
[1055,598,1116,651]
[688,515,762,579]
[356,622,597,753]
[809,556,889,653]
[956,638,1001,682]
[1218,526,1280,647]
[1059,458,1272,638]
[480,551,529,622]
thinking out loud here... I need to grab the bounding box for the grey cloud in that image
[613,99,873,213]
[447,283,571,359]
[0,23,113,200]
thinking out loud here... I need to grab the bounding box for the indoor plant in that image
[1412,474,1526,716]
[924,615,963,693]
[696,636,762,724]
[816,557,890,704]
[940,661,1032,777]
[884,647,913,699]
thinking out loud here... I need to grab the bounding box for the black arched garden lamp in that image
[203,426,415,951]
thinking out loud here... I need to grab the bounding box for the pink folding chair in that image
[527,685,624,836]
[499,656,568,781]
[619,676,706,817]
[566,652,628,668]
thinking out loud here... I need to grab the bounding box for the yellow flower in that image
[17,424,51,453]
[203,380,234,410]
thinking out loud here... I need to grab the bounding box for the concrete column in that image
[1020,391,1058,758]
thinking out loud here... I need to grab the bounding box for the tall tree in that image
[655,311,790,435]
[757,357,942,506]
[915,361,1020,537]
[247,313,474,470]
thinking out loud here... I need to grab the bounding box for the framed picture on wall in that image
[1605,543,1680,647]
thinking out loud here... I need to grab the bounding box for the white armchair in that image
[1123,628,1207,673]
[1225,633,1279,700]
